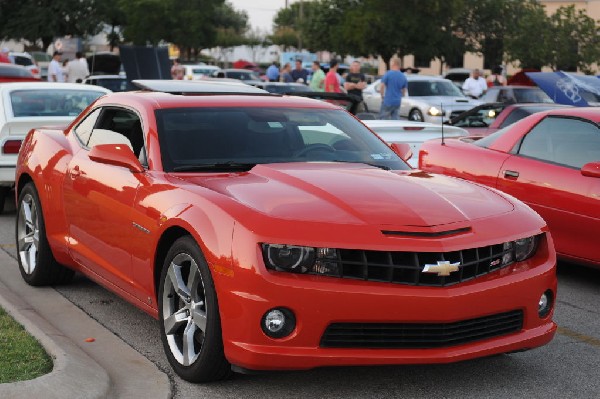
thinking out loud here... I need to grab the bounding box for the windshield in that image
[10,89,106,117]
[408,80,464,97]
[514,88,553,103]
[228,71,260,81]
[156,107,409,172]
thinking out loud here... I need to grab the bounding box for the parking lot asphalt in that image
[0,197,170,399]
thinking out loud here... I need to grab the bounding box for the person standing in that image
[266,61,279,82]
[486,66,507,87]
[462,69,487,98]
[290,59,309,84]
[0,47,13,63]
[170,58,185,80]
[324,59,342,93]
[309,61,325,92]
[378,58,407,120]
[66,51,90,83]
[48,51,64,82]
[344,60,367,101]
[280,63,293,83]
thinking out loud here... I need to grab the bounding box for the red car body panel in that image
[420,107,600,267]
[16,92,557,371]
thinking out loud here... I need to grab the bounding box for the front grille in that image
[321,310,523,349]
[309,243,513,287]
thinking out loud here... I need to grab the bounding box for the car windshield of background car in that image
[0,65,34,78]
[155,107,410,172]
[408,81,464,97]
[514,89,553,103]
[229,71,260,81]
[10,89,106,117]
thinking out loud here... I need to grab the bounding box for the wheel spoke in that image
[167,263,191,302]
[27,242,37,273]
[181,321,197,366]
[186,263,201,300]
[22,200,33,226]
[191,305,207,333]
[18,234,33,250]
[163,308,189,335]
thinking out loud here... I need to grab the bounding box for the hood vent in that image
[382,227,471,238]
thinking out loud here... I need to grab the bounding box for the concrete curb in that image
[0,249,171,398]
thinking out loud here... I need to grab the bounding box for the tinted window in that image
[518,117,600,168]
[12,56,34,67]
[227,71,260,80]
[87,108,145,158]
[513,88,552,103]
[155,107,409,172]
[10,89,106,117]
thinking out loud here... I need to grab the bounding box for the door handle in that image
[504,170,519,179]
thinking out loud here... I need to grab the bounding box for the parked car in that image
[30,51,51,80]
[15,79,556,383]
[363,76,481,122]
[211,68,263,84]
[419,107,600,267]
[0,82,111,213]
[363,119,468,167]
[83,75,134,92]
[0,63,40,83]
[183,64,221,80]
[9,52,41,79]
[479,86,553,104]
[448,102,571,136]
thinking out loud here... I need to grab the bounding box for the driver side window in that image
[518,117,600,169]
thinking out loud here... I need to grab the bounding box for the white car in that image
[183,64,221,80]
[10,52,41,79]
[363,75,481,123]
[0,82,111,213]
[364,119,468,167]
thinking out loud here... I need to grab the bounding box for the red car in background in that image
[420,107,600,267]
[15,80,556,382]
[0,63,40,82]
[448,102,571,136]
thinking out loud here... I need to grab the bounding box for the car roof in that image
[541,106,600,122]
[132,79,268,94]
[0,82,111,92]
[94,90,341,110]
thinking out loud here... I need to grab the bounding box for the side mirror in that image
[390,142,413,162]
[581,162,600,178]
[89,144,144,173]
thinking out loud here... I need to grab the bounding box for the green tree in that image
[0,0,106,50]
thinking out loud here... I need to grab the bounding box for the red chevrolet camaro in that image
[15,80,556,382]
[420,107,600,267]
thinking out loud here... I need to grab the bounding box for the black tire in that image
[158,236,231,382]
[0,187,8,215]
[15,182,74,286]
[409,109,424,122]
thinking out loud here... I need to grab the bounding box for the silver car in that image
[363,75,481,123]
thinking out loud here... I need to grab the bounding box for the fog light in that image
[261,308,296,339]
[538,290,553,318]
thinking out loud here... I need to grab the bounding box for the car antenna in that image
[441,103,445,146]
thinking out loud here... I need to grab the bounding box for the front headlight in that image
[501,235,540,265]
[514,236,539,261]
[262,244,340,275]
[428,106,443,116]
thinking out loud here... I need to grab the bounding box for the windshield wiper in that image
[331,160,391,170]
[172,162,257,172]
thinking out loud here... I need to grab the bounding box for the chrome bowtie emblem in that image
[422,261,460,276]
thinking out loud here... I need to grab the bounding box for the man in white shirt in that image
[66,52,90,83]
[48,51,64,82]
[462,69,487,98]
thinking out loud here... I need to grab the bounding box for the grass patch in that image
[0,306,53,383]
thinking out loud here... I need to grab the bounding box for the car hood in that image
[177,163,514,227]
[409,96,480,108]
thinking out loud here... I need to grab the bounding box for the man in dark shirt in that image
[344,61,367,101]
[290,60,309,84]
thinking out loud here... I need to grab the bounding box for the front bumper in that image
[214,228,557,371]
[0,164,16,187]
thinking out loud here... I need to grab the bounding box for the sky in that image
[228,0,292,33]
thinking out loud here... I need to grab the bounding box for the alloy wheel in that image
[162,253,208,366]
[17,193,39,275]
